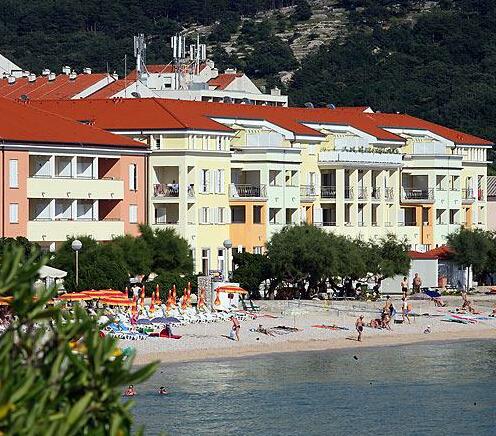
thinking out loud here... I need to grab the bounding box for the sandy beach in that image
[124,295,496,365]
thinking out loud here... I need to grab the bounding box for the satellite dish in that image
[131,92,141,98]
[326,103,336,110]
[19,94,29,102]
[304,102,314,109]
[223,96,233,104]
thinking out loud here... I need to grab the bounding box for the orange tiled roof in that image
[208,73,243,90]
[87,79,130,99]
[29,98,493,146]
[0,97,145,148]
[0,74,112,100]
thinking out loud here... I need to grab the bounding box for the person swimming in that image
[124,385,136,396]
[159,386,168,395]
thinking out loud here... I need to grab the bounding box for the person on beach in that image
[230,316,240,341]
[461,292,475,313]
[402,296,411,324]
[356,315,364,341]
[412,273,422,294]
[400,277,409,297]
[124,385,136,396]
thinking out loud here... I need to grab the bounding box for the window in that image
[214,169,225,193]
[77,200,94,221]
[253,246,263,255]
[200,169,209,193]
[9,204,18,223]
[129,205,138,224]
[449,209,458,225]
[154,137,161,149]
[217,248,225,273]
[217,207,225,224]
[9,160,18,188]
[201,249,210,275]
[199,207,209,224]
[269,208,279,224]
[55,200,72,221]
[129,164,137,191]
[230,206,246,223]
[77,157,93,179]
[216,136,223,151]
[253,205,262,224]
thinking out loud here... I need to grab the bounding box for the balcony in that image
[322,221,336,226]
[401,188,434,203]
[319,150,403,166]
[153,183,195,199]
[384,187,394,201]
[357,187,368,200]
[321,186,336,199]
[27,220,124,242]
[371,187,381,200]
[230,184,267,199]
[462,188,475,203]
[344,187,354,200]
[27,178,124,200]
[300,185,318,200]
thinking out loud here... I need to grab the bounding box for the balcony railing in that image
[462,188,475,201]
[384,187,394,201]
[153,184,195,198]
[300,185,318,198]
[371,187,381,200]
[402,188,434,201]
[357,187,367,200]
[322,221,336,226]
[230,184,267,198]
[155,220,179,225]
[321,186,337,199]
[344,187,354,200]
[478,189,484,201]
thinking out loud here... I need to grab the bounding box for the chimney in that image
[62,65,71,75]
[41,68,51,76]
[48,72,56,81]
[83,67,92,74]
[22,70,30,77]
[111,72,118,80]
[28,73,36,82]
[224,68,236,74]
[69,71,77,80]
[7,75,16,85]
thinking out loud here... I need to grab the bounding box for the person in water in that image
[355,315,364,341]
[124,385,136,396]
[159,386,168,395]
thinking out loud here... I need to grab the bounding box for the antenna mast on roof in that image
[134,34,147,84]
[190,34,206,76]
[171,33,186,90]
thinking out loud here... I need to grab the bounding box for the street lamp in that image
[71,239,82,288]
[223,239,232,281]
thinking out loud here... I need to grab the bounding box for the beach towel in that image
[312,324,349,330]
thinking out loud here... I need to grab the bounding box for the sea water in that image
[131,340,496,435]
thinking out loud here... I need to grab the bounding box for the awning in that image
[216,285,248,294]
[38,265,67,279]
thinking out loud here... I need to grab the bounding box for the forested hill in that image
[0,0,495,168]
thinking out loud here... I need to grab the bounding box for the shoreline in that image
[130,327,495,365]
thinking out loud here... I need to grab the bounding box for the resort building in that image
[487,176,496,231]
[30,99,492,272]
[0,97,148,251]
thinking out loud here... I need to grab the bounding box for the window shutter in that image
[198,208,203,224]
[128,164,135,190]
[214,170,220,194]
[9,160,18,188]
[313,207,323,226]
[209,170,215,194]
[219,170,225,194]
[225,207,231,224]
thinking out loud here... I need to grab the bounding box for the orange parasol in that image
[0,296,14,306]
[58,292,92,301]
[172,285,177,307]
[149,292,155,314]
[216,285,248,294]
[181,289,187,310]
[214,289,221,306]
[101,297,134,307]
[155,284,161,305]
[140,285,145,308]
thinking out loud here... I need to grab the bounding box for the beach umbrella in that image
[151,316,169,324]
[58,292,92,301]
[172,285,177,307]
[99,289,127,297]
[181,290,187,310]
[164,317,180,324]
[0,296,13,306]
[140,285,145,308]
[137,318,152,325]
[167,289,173,305]
[216,285,248,294]
[149,292,155,314]
[155,284,161,305]
[101,297,134,307]
[214,289,221,307]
